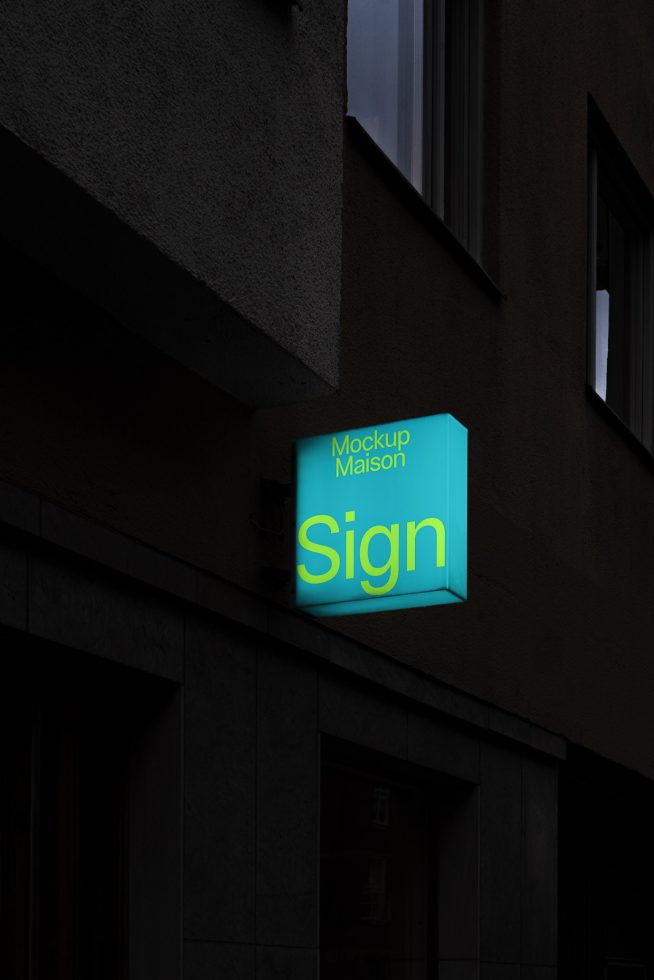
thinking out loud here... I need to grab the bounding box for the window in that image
[321,754,435,980]
[588,109,654,453]
[347,0,484,259]
[320,737,481,980]
[0,654,182,980]
[1,675,129,979]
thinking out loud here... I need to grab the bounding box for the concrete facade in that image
[1,0,654,977]
[0,480,562,978]
[0,0,652,777]
[0,0,343,401]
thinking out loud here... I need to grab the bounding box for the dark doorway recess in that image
[559,747,654,980]
[1,665,129,979]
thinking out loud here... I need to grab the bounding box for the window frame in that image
[0,653,182,980]
[320,751,439,979]
[423,0,484,259]
[346,0,485,262]
[587,105,654,456]
[319,734,480,980]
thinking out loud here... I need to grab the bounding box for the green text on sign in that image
[295,413,467,616]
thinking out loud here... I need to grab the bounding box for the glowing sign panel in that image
[296,414,467,616]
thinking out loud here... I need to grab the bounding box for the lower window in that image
[0,669,129,980]
[321,749,436,980]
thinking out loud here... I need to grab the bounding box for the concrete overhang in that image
[0,127,335,407]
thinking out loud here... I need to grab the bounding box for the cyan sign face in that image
[296,413,467,616]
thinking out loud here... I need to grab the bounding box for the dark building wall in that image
[0,0,653,782]
[2,2,653,977]
[0,239,266,590]
[255,0,654,779]
[0,506,562,980]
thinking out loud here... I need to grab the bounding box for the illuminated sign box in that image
[296,413,467,616]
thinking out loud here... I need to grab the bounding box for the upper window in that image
[347,0,484,259]
[588,109,654,453]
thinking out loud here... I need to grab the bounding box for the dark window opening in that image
[559,750,654,980]
[321,752,436,980]
[589,105,654,453]
[1,669,129,980]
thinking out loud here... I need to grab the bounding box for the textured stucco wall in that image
[0,0,342,393]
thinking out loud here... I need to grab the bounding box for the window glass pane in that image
[595,192,635,427]
[594,288,610,401]
[595,195,612,402]
[347,0,423,191]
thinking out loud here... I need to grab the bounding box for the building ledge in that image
[0,125,334,407]
[0,474,565,761]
